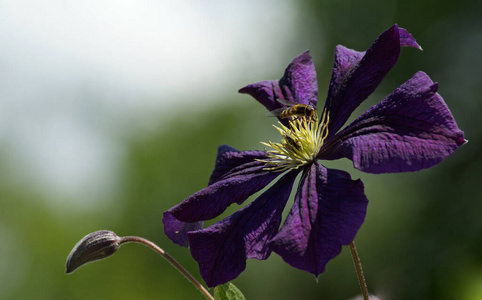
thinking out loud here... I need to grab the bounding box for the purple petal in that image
[398,27,422,50]
[278,50,318,107]
[322,71,466,174]
[163,145,268,247]
[209,145,266,185]
[323,24,422,138]
[239,51,318,118]
[162,212,203,247]
[238,80,282,114]
[188,171,298,287]
[269,162,368,277]
[167,159,281,223]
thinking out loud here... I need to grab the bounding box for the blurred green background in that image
[1,1,481,299]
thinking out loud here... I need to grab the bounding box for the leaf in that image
[214,283,246,300]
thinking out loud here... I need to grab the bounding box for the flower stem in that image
[349,241,369,300]
[120,236,214,300]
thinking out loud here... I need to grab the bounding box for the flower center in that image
[259,109,330,171]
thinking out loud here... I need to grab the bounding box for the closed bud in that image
[66,230,122,274]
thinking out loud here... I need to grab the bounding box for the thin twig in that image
[349,241,369,300]
[120,236,214,300]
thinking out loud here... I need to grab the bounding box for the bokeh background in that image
[1,1,481,299]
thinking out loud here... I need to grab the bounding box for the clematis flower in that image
[162,24,466,288]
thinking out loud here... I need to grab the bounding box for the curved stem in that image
[349,241,369,300]
[120,236,214,300]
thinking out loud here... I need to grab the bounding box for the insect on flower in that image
[266,98,316,120]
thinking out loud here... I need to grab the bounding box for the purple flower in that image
[162,24,466,288]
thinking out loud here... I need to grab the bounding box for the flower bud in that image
[66,230,122,274]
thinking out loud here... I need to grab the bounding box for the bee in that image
[266,98,316,120]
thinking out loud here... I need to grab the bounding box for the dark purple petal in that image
[167,161,281,223]
[162,212,203,247]
[322,71,466,174]
[188,171,298,287]
[323,24,422,138]
[269,162,368,277]
[239,51,318,120]
[278,50,318,107]
[398,27,422,49]
[238,80,282,115]
[163,145,269,247]
[209,145,266,185]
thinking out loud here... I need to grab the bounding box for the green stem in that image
[349,241,369,300]
[120,236,214,300]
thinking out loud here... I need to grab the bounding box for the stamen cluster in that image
[260,110,329,171]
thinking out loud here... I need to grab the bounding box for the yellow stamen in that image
[258,110,330,171]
